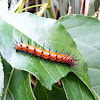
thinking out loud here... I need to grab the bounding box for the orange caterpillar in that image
[15,40,76,66]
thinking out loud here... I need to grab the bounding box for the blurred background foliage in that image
[8,0,100,20]
[1,0,100,99]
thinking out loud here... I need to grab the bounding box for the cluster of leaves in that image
[0,0,100,100]
[0,10,100,100]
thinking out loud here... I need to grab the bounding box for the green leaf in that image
[0,57,4,99]
[88,68,100,99]
[34,81,66,100]
[59,14,100,100]
[62,73,94,100]
[0,11,89,91]
[1,57,35,100]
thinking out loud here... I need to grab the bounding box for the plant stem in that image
[47,0,50,5]
[4,68,14,100]
[67,6,72,15]
[19,4,47,13]
[37,3,48,16]
[36,0,55,19]
[17,0,25,13]
[47,0,55,19]
[11,0,22,12]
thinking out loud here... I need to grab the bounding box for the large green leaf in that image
[0,11,89,90]
[0,57,4,99]
[59,14,100,99]
[1,57,35,100]
[62,73,94,100]
[34,81,66,100]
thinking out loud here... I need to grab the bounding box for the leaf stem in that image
[19,4,48,13]
[37,3,48,16]
[47,0,50,5]
[4,68,14,100]
[47,0,55,19]
[11,0,22,12]
[17,0,25,13]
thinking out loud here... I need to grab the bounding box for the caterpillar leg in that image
[58,62,60,66]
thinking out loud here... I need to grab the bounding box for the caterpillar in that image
[15,39,77,66]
